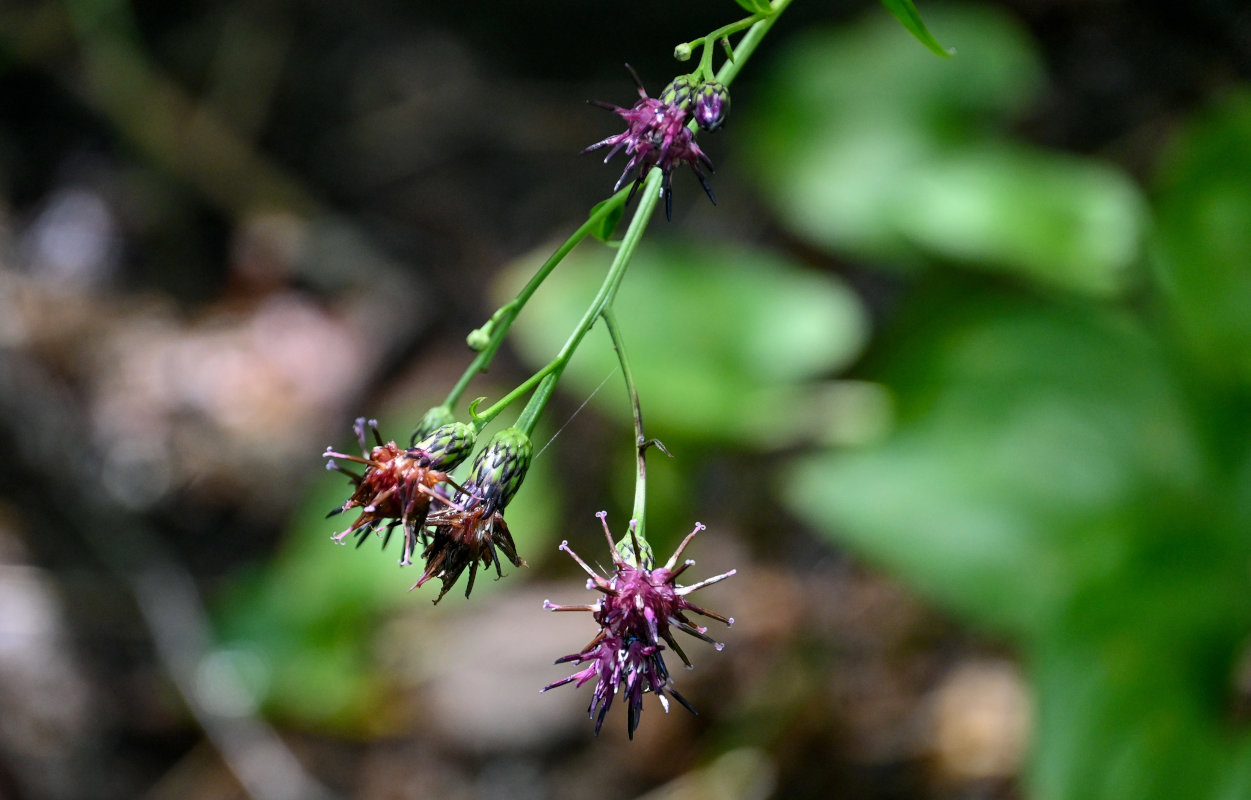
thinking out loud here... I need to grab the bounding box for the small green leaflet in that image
[879,0,953,57]
[587,196,625,242]
[733,0,775,15]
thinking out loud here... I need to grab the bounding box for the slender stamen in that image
[665,521,706,570]
[559,540,614,591]
[675,568,736,595]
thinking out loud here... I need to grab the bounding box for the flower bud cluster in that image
[542,513,735,738]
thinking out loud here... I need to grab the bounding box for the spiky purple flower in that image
[584,66,716,221]
[542,513,735,738]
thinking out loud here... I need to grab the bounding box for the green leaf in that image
[783,284,1251,798]
[743,6,1045,264]
[894,145,1145,294]
[587,196,625,242]
[498,240,868,447]
[878,0,953,57]
[782,288,1205,636]
[1150,92,1251,386]
[733,0,774,14]
[743,7,1146,294]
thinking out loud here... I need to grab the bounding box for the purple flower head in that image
[542,513,735,738]
[583,66,716,221]
[543,629,686,737]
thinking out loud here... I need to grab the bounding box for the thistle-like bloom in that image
[323,418,474,565]
[584,67,716,221]
[542,513,735,738]
[412,427,532,603]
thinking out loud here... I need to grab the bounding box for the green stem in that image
[693,14,765,80]
[514,168,663,436]
[601,307,649,545]
[714,0,794,86]
[444,186,630,417]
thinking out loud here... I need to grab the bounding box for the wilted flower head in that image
[412,427,532,603]
[584,66,716,221]
[542,513,735,738]
[323,418,474,565]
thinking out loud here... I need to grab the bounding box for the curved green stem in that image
[444,185,631,416]
[601,307,649,545]
[691,14,765,80]
[713,0,794,85]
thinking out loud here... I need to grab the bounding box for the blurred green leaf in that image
[783,284,1251,798]
[499,240,868,447]
[1151,92,1251,385]
[895,145,1145,294]
[745,5,1042,261]
[742,4,1144,293]
[878,0,953,57]
[784,287,1206,634]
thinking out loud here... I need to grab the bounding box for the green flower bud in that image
[410,422,476,470]
[466,427,532,513]
[659,74,698,110]
[615,535,655,570]
[410,406,456,446]
[673,43,693,62]
[466,326,491,351]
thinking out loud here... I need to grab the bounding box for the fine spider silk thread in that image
[534,367,619,461]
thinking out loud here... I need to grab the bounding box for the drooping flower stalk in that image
[601,306,662,560]
[315,0,805,743]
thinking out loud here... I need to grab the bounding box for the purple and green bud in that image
[613,520,654,569]
[410,422,476,471]
[465,427,532,512]
[694,81,730,132]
